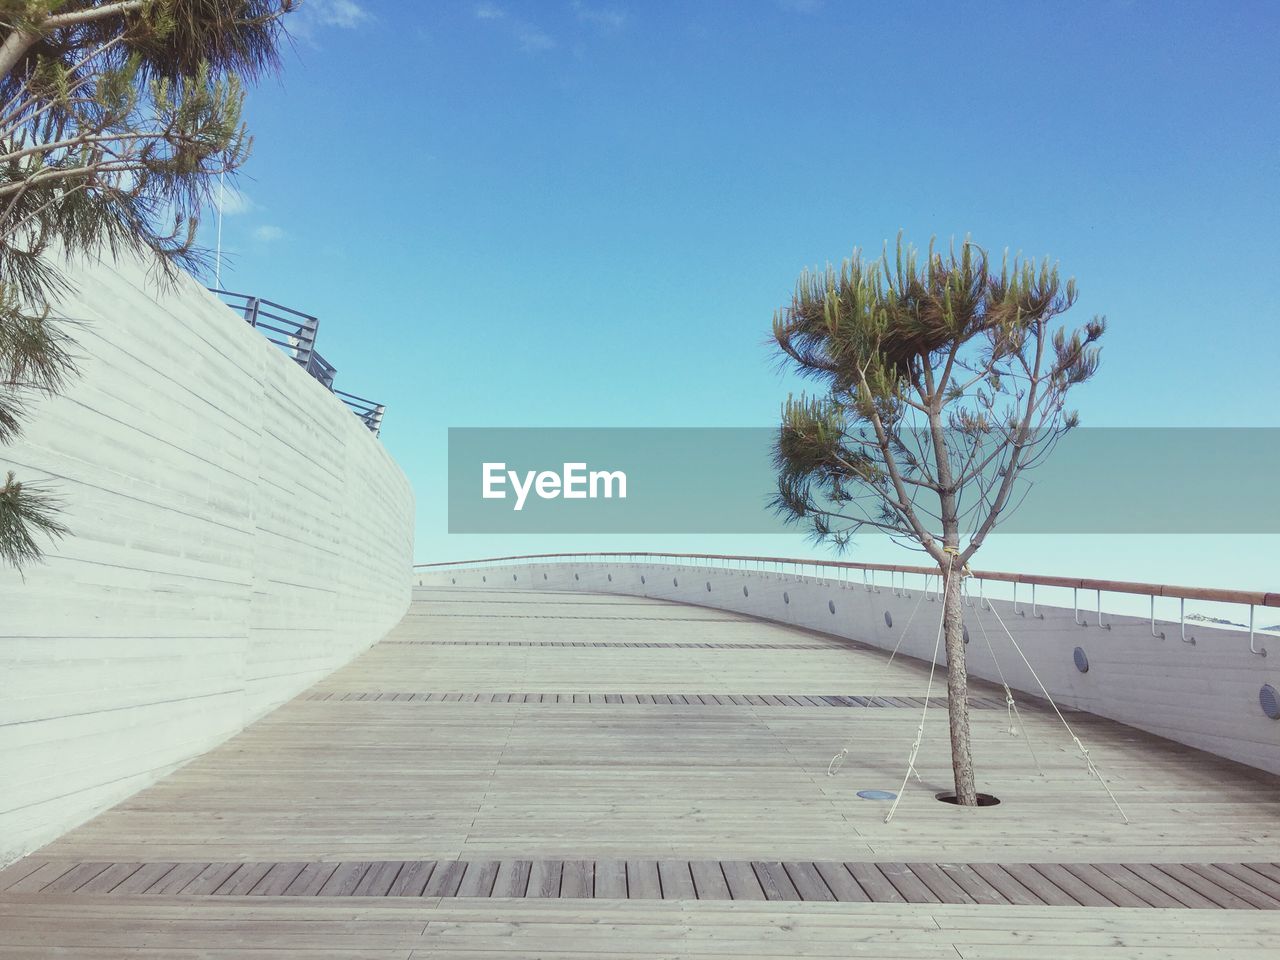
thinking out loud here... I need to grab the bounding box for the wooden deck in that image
[3,587,1279,956]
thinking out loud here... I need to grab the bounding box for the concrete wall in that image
[0,253,414,864]
[418,561,1280,777]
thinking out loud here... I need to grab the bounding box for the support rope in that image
[883,555,954,825]
[965,580,1045,777]
[984,599,1129,823]
[826,573,931,776]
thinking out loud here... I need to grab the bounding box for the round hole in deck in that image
[482,576,487,583]
[673,577,679,587]
[856,789,897,801]
[641,575,646,584]
[963,624,970,644]
[706,581,712,592]
[828,599,836,614]
[512,574,517,581]
[884,610,893,628]
[1261,683,1280,720]
[936,791,1001,807]
[608,573,613,582]
[574,573,580,580]
[784,591,790,604]
[743,586,749,597]
[1073,646,1089,673]
[451,578,456,584]
[543,573,547,580]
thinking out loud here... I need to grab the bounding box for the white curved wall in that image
[0,253,414,864]
[418,561,1280,777]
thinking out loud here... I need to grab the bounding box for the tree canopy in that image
[773,235,1105,565]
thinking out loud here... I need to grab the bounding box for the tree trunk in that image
[941,563,978,805]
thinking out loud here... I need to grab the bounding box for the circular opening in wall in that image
[936,792,1001,807]
[784,591,790,604]
[884,610,893,628]
[706,581,712,592]
[1261,684,1280,720]
[743,586,749,598]
[856,789,898,801]
[828,600,836,615]
[1073,647,1089,673]
[963,624,970,644]
[673,577,679,587]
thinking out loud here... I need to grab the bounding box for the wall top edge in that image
[412,552,1279,609]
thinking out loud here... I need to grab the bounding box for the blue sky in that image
[210,1,1279,594]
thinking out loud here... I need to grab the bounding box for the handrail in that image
[413,551,1280,608]
[208,287,385,435]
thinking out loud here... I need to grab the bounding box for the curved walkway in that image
[2,588,1278,956]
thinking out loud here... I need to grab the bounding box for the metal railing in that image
[209,289,385,435]
[414,551,1279,655]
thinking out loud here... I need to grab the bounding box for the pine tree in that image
[0,1,293,569]
[771,234,1105,805]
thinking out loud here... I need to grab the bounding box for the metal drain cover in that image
[856,789,898,801]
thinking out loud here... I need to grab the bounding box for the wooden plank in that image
[1214,862,1280,903]
[657,860,695,899]
[76,863,143,894]
[1028,863,1113,907]
[421,860,467,897]
[1183,863,1280,909]
[1121,863,1221,908]
[1059,863,1151,908]
[351,861,404,896]
[905,862,974,904]
[1244,863,1280,884]
[316,862,372,897]
[1092,863,1185,908]
[0,861,51,892]
[146,862,213,896]
[625,861,661,900]
[845,863,906,903]
[525,860,562,898]
[282,862,340,896]
[783,862,834,901]
[969,863,1044,906]
[689,861,731,900]
[180,862,241,896]
[489,860,530,898]
[456,861,500,898]
[751,861,801,901]
[1155,863,1257,909]
[878,863,941,903]
[593,859,628,899]
[999,863,1078,906]
[719,860,766,900]
[4,864,74,893]
[114,863,178,895]
[39,863,110,894]
[814,861,869,902]
[560,860,593,899]
[936,862,1007,905]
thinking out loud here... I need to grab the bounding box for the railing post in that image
[293,314,319,370]
[245,296,261,327]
